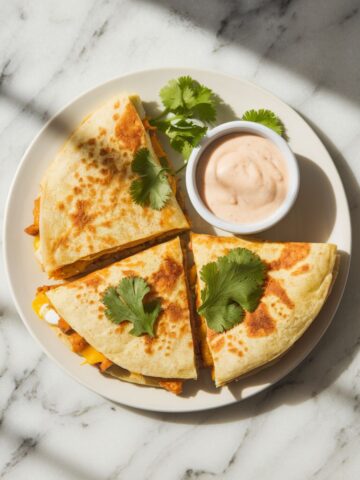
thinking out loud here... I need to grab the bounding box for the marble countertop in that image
[1,0,360,478]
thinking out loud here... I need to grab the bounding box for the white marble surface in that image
[1,0,360,478]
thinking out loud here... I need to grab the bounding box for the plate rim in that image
[3,67,352,413]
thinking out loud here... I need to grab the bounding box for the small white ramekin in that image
[185,120,300,234]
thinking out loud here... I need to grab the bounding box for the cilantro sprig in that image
[130,148,172,210]
[241,109,286,137]
[149,77,287,167]
[102,277,161,337]
[150,76,218,161]
[198,248,267,333]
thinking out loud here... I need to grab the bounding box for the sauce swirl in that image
[197,133,288,224]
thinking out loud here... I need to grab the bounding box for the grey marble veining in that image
[1,0,360,478]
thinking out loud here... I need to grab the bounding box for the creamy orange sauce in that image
[197,133,288,224]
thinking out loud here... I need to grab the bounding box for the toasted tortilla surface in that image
[191,233,337,387]
[38,94,189,278]
[46,237,197,380]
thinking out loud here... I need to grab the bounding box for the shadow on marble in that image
[0,84,76,140]
[0,86,54,126]
[140,0,360,107]
[0,424,99,480]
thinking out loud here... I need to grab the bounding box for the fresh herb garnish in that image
[130,148,172,210]
[151,76,218,161]
[198,248,267,333]
[241,109,285,137]
[102,277,161,337]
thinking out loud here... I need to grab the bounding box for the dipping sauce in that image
[197,133,288,224]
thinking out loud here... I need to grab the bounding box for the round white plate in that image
[4,68,351,412]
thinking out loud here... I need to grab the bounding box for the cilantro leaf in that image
[160,76,217,122]
[102,277,161,337]
[152,76,218,162]
[241,109,286,137]
[130,148,172,210]
[176,76,217,122]
[159,79,183,111]
[164,117,208,161]
[198,248,267,333]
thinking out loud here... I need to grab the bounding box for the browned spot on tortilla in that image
[166,302,184,323]
[114,102,145,152]
[265,277,294,309]
[113,113,119,121]
[57,202,65,211]
[151,257,183,293]
[122,270,137,277]
[245,303,276,338]
[229,347,243,357]
[270,243,310,270]
[211,335,225,353]
[115,323,129,334]
[114,101,120,109]
[100,147,109,156]
[144,335,155,354]
[124,260,145,269]
[70,200,94,229]
[53,234,69,250]
[100,220,112,228]
[101,235,116,245]
[83,274,102,289]
[292,264,311,276]
[207,328,217,340]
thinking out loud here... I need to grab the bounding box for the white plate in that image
[4,68,351,412]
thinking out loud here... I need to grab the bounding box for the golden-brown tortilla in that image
[38,94,189,278]
[191,233,337,387]
[46,237,197,380]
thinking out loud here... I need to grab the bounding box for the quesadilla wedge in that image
[191,233,337,387]
[25,94,189,279]
[32,237,197,394]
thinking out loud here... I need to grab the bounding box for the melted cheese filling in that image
[32,292,183,393]
[33,235,43,263]
[33,292,107,366]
